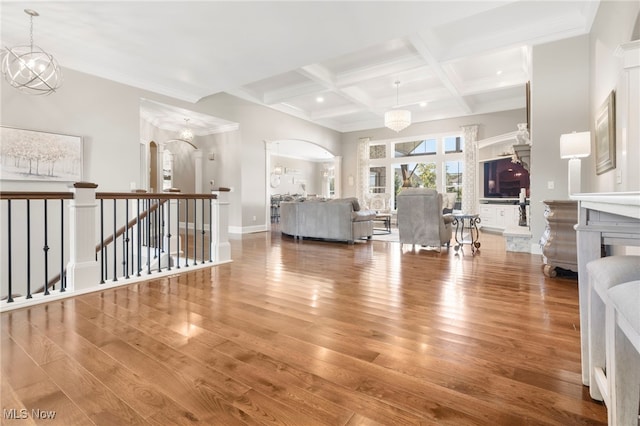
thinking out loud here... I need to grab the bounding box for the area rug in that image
[371,227,400,242]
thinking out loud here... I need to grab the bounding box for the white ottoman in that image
[606,281,640,426]
[587,256,640,401]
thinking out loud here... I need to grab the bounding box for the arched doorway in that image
[265,139,341,229]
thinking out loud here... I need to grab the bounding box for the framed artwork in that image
[595,90,616,175]
[0,126,83,182]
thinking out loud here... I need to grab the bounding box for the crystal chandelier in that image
[1,9,63,95]
[384,81,411,132]
[179,118,194,142]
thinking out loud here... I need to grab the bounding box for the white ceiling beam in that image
[408,34,473,115]
[262,81,326,105]
[310,105,363,120]
[299,64,378,114]
[335,56,426,87]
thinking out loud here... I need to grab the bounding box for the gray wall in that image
[530,35,590,250]
[587,0,640,193]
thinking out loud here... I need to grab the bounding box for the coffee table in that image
[373,213,391,234]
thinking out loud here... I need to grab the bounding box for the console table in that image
[540,200,578,277]
[572,192,640,386]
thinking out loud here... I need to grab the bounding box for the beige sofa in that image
[280,198,375,244]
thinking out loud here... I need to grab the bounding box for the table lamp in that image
[560,131,591,195]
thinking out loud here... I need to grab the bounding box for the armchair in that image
[365,192,391,213]
[396,188,452,251]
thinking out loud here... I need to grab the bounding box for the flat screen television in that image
[481,157,530,199]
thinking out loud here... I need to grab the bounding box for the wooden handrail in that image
[97,192,217,200]
[0,192,73,200]
[3,189,220,296]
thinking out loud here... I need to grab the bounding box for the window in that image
[394,139,436,157]
[394,162,436,191]
[444,136,464,153]
[369,144,386,159]
[369,166,386,193]
[445,160,463,201]
[365,133,464,210]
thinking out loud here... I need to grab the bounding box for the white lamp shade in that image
[384,109,411,132]
[560,131,591,159]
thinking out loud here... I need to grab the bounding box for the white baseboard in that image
[530,243,542,255]
[229,224,268,234]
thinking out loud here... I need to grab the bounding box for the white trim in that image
[0,258,232,313]
[229,224,268,234]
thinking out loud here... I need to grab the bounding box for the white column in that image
[67,182,100,291]
[334,156,342,198]
[211,189,231,262]
[193,150,203,193]
[356,138,370,202]
[461,125,478,214]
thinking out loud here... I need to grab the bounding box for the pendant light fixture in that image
[384,81,411,132]
[179,118,194,142]
[2,9,63,95]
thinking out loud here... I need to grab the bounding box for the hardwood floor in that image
[1,229,606,425]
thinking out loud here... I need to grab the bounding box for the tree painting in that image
[0,127,82,181]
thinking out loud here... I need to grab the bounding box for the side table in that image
[373,213,391,234]
[452,213,481,254]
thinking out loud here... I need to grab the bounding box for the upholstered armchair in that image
[396,188,452,251]
[365,192,391,214]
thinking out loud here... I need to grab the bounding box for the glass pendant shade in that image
[2,9,62,95]
[385,80,411,132]
[384,109,411,132]
[179,118,194,142]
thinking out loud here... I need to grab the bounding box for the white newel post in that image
[67,182,100,291]
[211,189,231,262]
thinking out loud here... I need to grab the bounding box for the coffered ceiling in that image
[1,1,599,133]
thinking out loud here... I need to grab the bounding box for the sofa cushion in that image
[352,209,376,222]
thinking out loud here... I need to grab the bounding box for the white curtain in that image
[461,125,478,214]
[356,137,370,203]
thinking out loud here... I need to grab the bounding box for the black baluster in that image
[7,200,13,303]
[136,198,141,277]
[209,197,213,263]
[167,198,171,271]
[26,200,32,298]
[100,199,105,283]
[43,200,49,295]
[147,198,151,275]
[201,198,205,263]
[112,199,117,282]
[185,199,189,267]
[176,199,181,269]
[157,199,162,273]
[124,198,129,279]
[193,198,197,266]
[60,199,65,292]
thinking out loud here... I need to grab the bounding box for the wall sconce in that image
[560,131,591,195]
[208,151,215,161]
